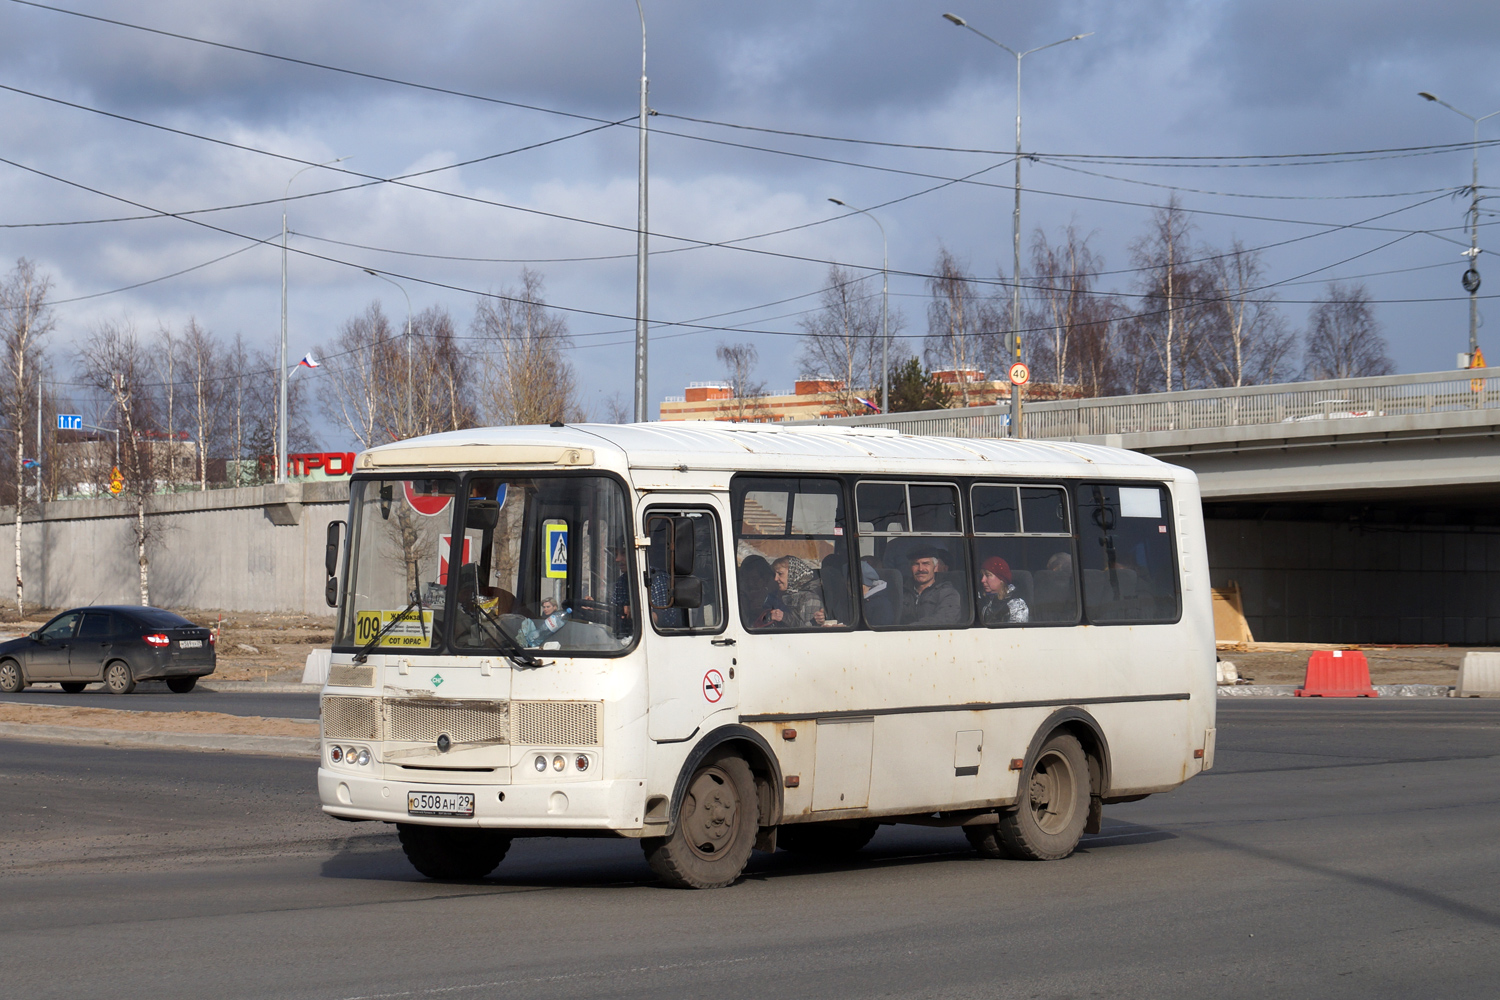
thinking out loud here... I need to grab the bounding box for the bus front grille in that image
[321,696,380,741]
[386,700,510,745]
[513,700,600,747]
[319,697,599,747]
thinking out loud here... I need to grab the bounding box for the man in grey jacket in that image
[901,548,962,625]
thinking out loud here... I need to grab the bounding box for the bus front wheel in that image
[396,824,511,880]
[980,733,1090,861]
[643,752,758,889]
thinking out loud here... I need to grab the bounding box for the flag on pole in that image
[855,397,881,413]
[298,353,320,369]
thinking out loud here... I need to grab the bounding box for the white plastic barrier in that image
[1456,651,1500,697]
[302,648,331,686]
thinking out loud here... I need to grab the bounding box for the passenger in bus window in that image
[978,556,1030,625]
[757,556,824,628]
[901,549,962,625]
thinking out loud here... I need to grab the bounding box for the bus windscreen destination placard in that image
[354,609,434,647]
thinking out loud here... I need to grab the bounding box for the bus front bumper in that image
[317,767,646,832]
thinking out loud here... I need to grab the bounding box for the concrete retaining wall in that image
[0,482,350,615]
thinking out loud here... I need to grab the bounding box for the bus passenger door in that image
[643,500,737,742]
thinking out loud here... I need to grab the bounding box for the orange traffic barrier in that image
[1295,649,1379,698]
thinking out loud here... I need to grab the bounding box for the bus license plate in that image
[407,791,474,817]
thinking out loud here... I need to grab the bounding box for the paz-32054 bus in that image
[317,423,1216,888]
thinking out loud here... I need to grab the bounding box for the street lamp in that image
[943,13,1090,438]
[828,198,890,414]
[280,156,347,482]
[1419,91,1500,364]
[633,0,651,423]
[363,269,414,439]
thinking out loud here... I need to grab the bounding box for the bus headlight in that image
[534,755,547,772]
[552,755,566,772]
[355,748,370,766]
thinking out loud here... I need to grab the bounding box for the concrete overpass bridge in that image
[820,369,1500,645]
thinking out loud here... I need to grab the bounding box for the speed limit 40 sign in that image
[1008,362,1030,386]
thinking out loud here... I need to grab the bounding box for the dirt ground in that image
[1218,643,1477,686]
[0,702,317,737]
[0,608,332,683]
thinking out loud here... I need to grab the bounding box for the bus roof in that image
[358,422,1186,482]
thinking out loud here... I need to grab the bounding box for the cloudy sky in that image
[2,0,1498,443]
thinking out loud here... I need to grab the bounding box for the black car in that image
[0,606,216,695]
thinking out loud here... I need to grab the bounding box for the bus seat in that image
[1008,569,1034,606]
[1032,569,1074,620]
[821,555,853,625]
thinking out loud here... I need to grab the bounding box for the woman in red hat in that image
[978,555,1029,625]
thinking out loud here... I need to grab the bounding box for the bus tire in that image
[396,824,511,880]
[643,752,758,889]
[996,733,1090,861]
[778,821,878,859]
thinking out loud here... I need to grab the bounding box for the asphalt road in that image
[0,686,319,720]
[2,700,1498,1000]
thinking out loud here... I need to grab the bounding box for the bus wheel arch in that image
[664,725,783,838]
[1027,707,1111,820]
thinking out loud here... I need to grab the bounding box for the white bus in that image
[317,422,1216,888]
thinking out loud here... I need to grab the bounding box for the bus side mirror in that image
[466,500,500,531]
[673,517,695,576]
[672,576,703,609]
[325,520,344,607]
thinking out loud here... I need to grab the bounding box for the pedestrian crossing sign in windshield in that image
[544,520,569,579]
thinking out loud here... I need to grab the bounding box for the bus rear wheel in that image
[643,753,758,889]
[778,821,878,859]
[396,824,511,880]
[992,733,1090,861]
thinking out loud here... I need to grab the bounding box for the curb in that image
[0,722,319,757]
[199,682,320,694]
[1218,683,1455,698]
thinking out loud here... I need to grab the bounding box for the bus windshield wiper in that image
[470,599,543,669]
[353,599,422,663]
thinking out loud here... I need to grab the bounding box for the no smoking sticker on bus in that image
[702,669,725,703]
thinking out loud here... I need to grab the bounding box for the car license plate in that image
[407,791,474,817]
[179,639,203,648]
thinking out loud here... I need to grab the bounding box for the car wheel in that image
[642,752,758,889]
[104,660,136,695]
[60,682,87,694]
[166,676,197,693]
[0,658,23,693]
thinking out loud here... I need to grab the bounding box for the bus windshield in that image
[335,473,635,656]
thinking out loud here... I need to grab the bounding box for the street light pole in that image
[944,14,1089,438]
[363,269,414,439]
[829,199,890,413]
[633,1,651,423]
[280,156,347,482]
[1419,92,1500,363]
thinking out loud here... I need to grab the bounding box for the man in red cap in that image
[979,556,1030,625]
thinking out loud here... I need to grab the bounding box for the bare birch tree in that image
[0,259,55,614]
[925,249,1002,406]
[1129,197,1210,392]
[1201,240,1297,387]
[319,302,392,450]
[473,270,580,426]
[178,319,223,489]
[713,342,771,421]
[1024,225,1121,396]
[79,320,163,605]
[1302,282,1395,380]
[798,266,889,415]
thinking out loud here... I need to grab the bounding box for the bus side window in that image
[971,484,1079,627]
[1075,483,1181,625]
[731,477,853,631]
[857,481,971,630]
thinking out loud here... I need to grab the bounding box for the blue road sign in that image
[57,414,83,430]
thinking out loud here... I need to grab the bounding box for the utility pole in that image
[633,1,651,423]
[1420,92,1499,363]
[944,14,1090,437]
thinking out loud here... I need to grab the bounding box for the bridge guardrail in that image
[813,369,1498,441]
